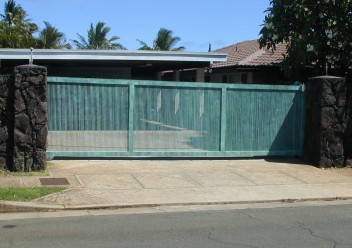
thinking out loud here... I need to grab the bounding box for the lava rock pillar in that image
[12,65,48,171]
[304,76,349,167]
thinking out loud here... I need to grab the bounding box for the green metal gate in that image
[47,77,305,158]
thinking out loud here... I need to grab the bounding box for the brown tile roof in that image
[212,39,287,68]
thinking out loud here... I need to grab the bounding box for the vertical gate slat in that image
[220,87,227,152]
[128,83,135,153]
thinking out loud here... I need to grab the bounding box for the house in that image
[167,39,288,84]
[210,39,287,84]
[0,42,289,85]
[0,48,227,81]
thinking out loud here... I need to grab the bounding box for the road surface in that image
[1,202,352,248]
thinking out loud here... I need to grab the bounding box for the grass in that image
[0,162,65,202]
[0,187,65,202]
[0,162,52,177]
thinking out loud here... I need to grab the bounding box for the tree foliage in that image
[36,21,71,49]
[0,1,124,50]
[0,0,37,48]
[138,28,185,51]
[259,0,352,79]
[72,22,124,50]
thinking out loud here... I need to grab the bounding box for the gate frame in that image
[47,77,305,159]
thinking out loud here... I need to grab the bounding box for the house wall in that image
[209,74,222,83]
[252,69,286,85]
[210,67,286,85]
[162,67,285,85]
[44,66,132,79]
[161,69,208,83]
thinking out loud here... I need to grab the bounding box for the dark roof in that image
[212,39,287,68]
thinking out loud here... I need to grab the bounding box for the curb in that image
[2,196,352,213]
[0,201,64,213]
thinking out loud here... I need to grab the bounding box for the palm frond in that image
[75,21,124,49]
[139,28,185,51]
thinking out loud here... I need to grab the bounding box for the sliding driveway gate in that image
[47,77,305,158]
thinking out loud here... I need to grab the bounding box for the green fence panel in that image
[46,77,304,158]
[133,86,221,151]
[48,80,129,152]
[226,89,304,155]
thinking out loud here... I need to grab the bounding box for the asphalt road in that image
[1,203,352,248]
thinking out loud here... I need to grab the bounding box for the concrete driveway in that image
[8,159,348,211]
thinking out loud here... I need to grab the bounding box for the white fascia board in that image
[0,49,227,62]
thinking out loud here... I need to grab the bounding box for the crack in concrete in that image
[182,172,203,188]
[242,211,263,221]
[130,173,145,189]
[296,222,352,247]
[242,211,280,226]
[74,174,83,187]
[280,170,308,184]
[242,211,352,248]
[230,170,259,185]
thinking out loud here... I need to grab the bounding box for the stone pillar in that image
[304,76,349,168]
[0,75,11,169]
[13,65,47,171]
[345,80,352,167]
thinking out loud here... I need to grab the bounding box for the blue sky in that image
[18,0,270,51]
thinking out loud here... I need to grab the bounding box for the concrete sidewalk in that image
[1,159,352,212]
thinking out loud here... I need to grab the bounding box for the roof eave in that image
[0,49,227,63]
[212,63,283,69]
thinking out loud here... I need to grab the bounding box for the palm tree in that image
[36,21,71,49]
[137,28,185,51]
[1,0,37,31]
[0,0,37,48]
[72,22,124,49]
[1,0,22,27]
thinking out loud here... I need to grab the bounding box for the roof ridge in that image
[238,48,266,65]
[213,39,287,68]
[214,39,258,52]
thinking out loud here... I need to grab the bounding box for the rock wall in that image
[344,80,352,167]
[0,75,11,169]
[304,76,349,167]
[12,65,47,171]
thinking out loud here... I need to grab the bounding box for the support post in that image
[12,65,48,171]
[304,76,349,167]
[196,68,205,82]
[173,70,180,82]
